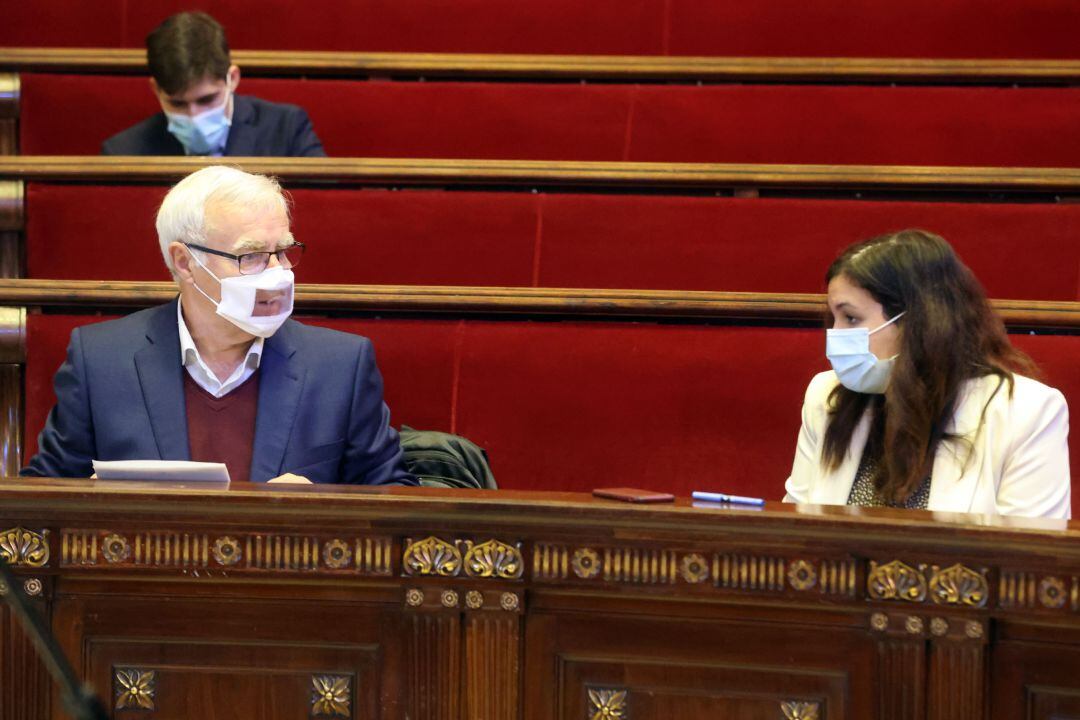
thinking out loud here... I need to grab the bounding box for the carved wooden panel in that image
[991,641,1080,719]
[464,611,520,720]
[0,604,51,720]
[876,638,926,720]
[928,642,985,720]
[409,611,461,720]
[51,592,401,720]
[526,610,869,720]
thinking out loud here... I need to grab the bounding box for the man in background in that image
[102,12,325,157]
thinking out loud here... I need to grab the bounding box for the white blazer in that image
[783,371,1072,519]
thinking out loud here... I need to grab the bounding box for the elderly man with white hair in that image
[23,165,415,485]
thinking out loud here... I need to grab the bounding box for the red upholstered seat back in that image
[25,183,1080,301]
[20,74,1080,167]
[23,313,1080,517]
[3,0,1079,58]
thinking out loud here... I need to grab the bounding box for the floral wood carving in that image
[928,564,988,607]
[781,700,820,719]
[114,668,156,711]
[587,687,628,720]
[1039,576,1067,609]
[463,539,523,579]
[402,536,462,577]
[212,536,241,566]
[571,548,601,579]
[102,534,131,564]
[679,553,709,584]
[322,539,351,569]
[311,675,351,717]
[0,527,49,567]
[787,559,817,591]
[867,560,927,603]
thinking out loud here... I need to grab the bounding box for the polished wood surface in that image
[3,48,1080,84]
[3,156,1080,192]
[1,478,1079,719]
[1,279,1077,329]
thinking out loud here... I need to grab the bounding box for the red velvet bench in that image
[23,312,1080,517]
[18,74,1080,167]
[3,0,1079,58]
[23,182,1080,301]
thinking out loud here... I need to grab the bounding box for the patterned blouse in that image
[846,449,931,509]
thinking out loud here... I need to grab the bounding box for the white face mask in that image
[826,311,905,394]
[188,250,294,338]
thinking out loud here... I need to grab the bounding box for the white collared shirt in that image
[177,299,263,398]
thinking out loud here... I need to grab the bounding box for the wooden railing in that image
[1,280,1077,329]
[3,156,1080,193]
[3,48,1080,84]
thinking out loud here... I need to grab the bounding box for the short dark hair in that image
[146,12,231,95]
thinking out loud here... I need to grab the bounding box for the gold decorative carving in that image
[930,617,949,636]
[602,546,678,584]
[61,531,97,566]
[587,687,627,720]
[465,590,484,609]
[928,564,988,607]
[819,558,858,596]
[322,539,350,569]
[212,536,241,566]
[965,621,984,639]
[403,536,462,577]
[905,616,924,634]
[405,588,425,607]
[717,554,785,591]
[102,534,131,564]
[1038,576,1067,609]
[0,580,6,595]
[248,534,320,571]
[0,527,49,567]
[22,578,42,597]
[679,553,709,584]
[781,701,820,720]
[500,592,520,611]
[534,543,569,580]
[788,559,817,591]
[463,539,523,579]
[870,612,889,631]
[311,674,351,717]
[441,590,459,608]
[867,560,926,602]
[355,536,393,575]
[572,547,601,579]
[114,668,156,711]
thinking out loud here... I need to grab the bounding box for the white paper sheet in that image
[92,460,231,483]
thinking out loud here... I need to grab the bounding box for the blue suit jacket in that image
[101,95,326,157]
[22,301,414,485]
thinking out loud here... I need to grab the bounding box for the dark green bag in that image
[399,426,497,490]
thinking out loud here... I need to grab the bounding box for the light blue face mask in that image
[165,92,232,155]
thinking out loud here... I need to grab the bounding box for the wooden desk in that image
[1,479,1078,719]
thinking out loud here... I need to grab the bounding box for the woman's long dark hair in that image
[821,229,1037,503]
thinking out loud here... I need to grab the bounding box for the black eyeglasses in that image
[186,242,305,275]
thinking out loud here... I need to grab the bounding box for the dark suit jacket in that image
[101,95,326,157]
[22,300,413,485]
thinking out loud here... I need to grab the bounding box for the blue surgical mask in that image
[166,92,232,155]
[825,312,905,394]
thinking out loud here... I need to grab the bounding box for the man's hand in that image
[267,473,312,484]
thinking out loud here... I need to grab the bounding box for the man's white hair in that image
[156,165,289,275]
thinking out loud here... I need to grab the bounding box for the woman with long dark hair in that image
[783,229,1070,518]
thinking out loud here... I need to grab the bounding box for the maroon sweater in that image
[183,371,260,483]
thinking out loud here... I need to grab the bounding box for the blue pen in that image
[692,491,765,506]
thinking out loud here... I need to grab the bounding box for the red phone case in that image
[592,487,676,503]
